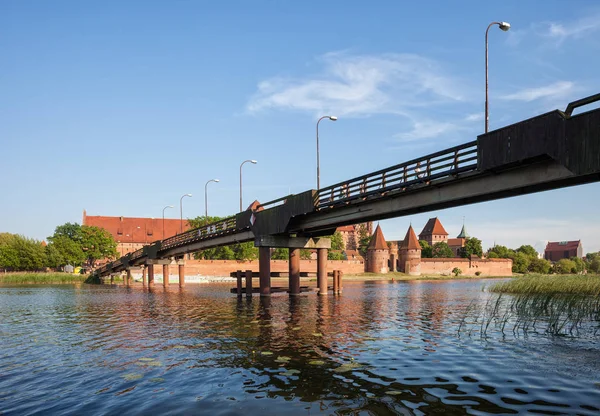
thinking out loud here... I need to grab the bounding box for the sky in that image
[1,0,599,255]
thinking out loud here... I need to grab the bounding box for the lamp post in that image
[204,179,220,220]
[162,205,174,240]
[485,21,510,133]
[240,159,257,212]
[179,193,192,234]
[316,115,337,191]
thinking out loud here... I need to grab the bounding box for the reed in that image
[489,274,600,296]
[0,272,88,284]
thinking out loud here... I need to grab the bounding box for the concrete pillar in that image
[333,270,339,294]
[338,271,343,294]
[178,264,185,288]
[148,264,155,287]
[163,264,169,288]
[259,247,271,297]
[245,269,253,298]
[317,248,328,296]
[236,270,243,297]
[389,253,396,272]
[289,248,300,295]
[142,266,147,287]
[110,275,114,284]
[126,269,132,286]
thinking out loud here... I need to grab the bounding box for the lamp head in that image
[329,116,338,121]
[499,21,511,31]
[186,193,192,197]
[168,205,174,208]
[214,179,220,183]
[250,160,257,164]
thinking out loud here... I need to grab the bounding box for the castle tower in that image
[399,225,422,275]
[366,225,389,274]
[418,217,448,246]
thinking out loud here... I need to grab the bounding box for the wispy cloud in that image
[500,81,575,102]
[247,52,470,117]
[538,15,600,43]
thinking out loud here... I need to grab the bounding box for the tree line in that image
[0,223,118,272]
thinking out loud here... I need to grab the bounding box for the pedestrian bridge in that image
[92,94,600,294]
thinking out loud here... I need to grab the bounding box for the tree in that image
[356,224,372,258]
[49,222,82,242]
[589,258,600,274]
[80,225,118,267]
[271,248,289,260]
[328,251,345,260]
[555,259,577,274]
[462,237,483,258]
[452,267,462,276]
[300,249,313,260]
[50,236,86,266]
[487,252,499,259]
[517,245,538,258]
[585,252,599,262]
[45,244,64,269]
[0,233,20,270]
[509,252,530,274]
[232,242,258,261]
[419,240,432,258]
[432,242,454,258]
[188,215,224,229]
[487,245,512,259]
[570,257,585,274]
[330,231,345,251]
[528,257,551,274]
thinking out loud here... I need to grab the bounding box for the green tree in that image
[50,236,86,266]
[80,225,118,267]
[328,251,345,260]
[570,257,585,274]
[356,224,372,258]
[528,257,551,274]
[49,222,82,242]
[555,258,577,274]
[188,215,225,229]
[487,251,499,259]
[300,249,313,260]
[452,267,462,276]
[432,242,454,258]
[419,240,432,258]
[0,233,20,270]
[585,252,599,262]
[487,245,512,258]
[589,258,600,274]
[232,242,258,261]
[517,245,538,258]
[271,248,289,260]
[509,252,531,274]
[45,244,64,269]
[462,237,483,258]
[330,231,345,251]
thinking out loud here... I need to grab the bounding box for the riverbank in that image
[342,272,511,281]
[489,274,600,296]
[0,272,89,284]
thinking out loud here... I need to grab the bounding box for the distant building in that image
[82,210,192,256]
[418,217,448,246]
[336,222,373,252]
[448,224,469,257]
[366,225,389,274]
[544,240,583,262]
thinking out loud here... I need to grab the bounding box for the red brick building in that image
[418,217,448,246]
[544,240,583,262]
[82,210,192,256]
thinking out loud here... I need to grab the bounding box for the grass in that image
[343,272,510,281]
[489,274,600,296]
[0,272,89,284]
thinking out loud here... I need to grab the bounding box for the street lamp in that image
[485,21,510,133]
[316,115,337,191]
[162,205,174,240]
[179,194,192,234]
[204,179,220,220]
[240,159,257,212]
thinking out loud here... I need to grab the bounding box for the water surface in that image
[1,279,599,415]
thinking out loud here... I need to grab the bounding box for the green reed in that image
[0,272,89,284]
[489,274,600,296]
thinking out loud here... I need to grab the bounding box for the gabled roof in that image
[368,225,388,250]
[419,217,448,237]
[545,240,581,252]
[457,224,469,238]
[401,225,420,250]
[83,215,192,244]
[336,225,355,232]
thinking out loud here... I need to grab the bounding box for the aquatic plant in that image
[490,274,600,296]
[0,272,88,284]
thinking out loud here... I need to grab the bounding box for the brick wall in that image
[420,258,512,276]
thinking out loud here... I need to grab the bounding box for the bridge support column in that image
[110,275,114,284]
[142,266,147,287]
[178,264,185,288]
[148,264,154,287]
[289,248,300,295]
[163,264,169,288]
[259,247,271,297]
[126,269,131,286]
[317,248,328,295]
[236,270,243,296]
[245,269,253,298]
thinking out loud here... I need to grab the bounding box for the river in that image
[1,279,599,415]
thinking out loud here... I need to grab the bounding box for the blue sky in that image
[1,0,599,254]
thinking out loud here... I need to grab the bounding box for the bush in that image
[452,267,462,277]
[475,271,482,276]
[528,258,552,274]
[555,259,577,274]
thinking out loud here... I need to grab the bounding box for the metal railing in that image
[315,141,478,210]
[160,215,240,250]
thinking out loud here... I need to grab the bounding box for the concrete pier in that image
[142,266,147,287]
[289,248,300,295]
[178,264,185,288]
[245,269,253,298]
[148,264,154,287]
[163,264,169,287]
[317,248,328,295]
[259,247,271,296]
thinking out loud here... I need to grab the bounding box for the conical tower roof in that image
[457,224,469,238]
[419,217,448,238]
[367,224,388,250]
[401,225,420,250]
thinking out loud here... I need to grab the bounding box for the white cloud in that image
[464,113,483,122]
[539,16,600,43]
[247,52,469,117]
[395,119,459,142]
[500,81,575,102]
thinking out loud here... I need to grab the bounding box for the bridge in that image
[92,94,600,294]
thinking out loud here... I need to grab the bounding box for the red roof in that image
[448,238,466,247]
[368,225,388,250]
[337,225,355,232]
[419,217,448,237]
[545,240,581,252]
[401,225,420,250]
[83,214,192,244]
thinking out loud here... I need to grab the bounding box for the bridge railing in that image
[160,215,240,251]
[315,141,478,209]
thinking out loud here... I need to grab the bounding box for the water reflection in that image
[0,281,599,415]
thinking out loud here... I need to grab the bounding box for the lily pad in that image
[275,356,291,363]
[138,358,155,362]
[260,351,273,356]
[385,390,403,396]
[122,373,143,381]
[308,360,325,366]
[312,333,323,337]
[280,369,301,376]
[149,378,165,383]
[333,362,363,373]
[292,327,301,331]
